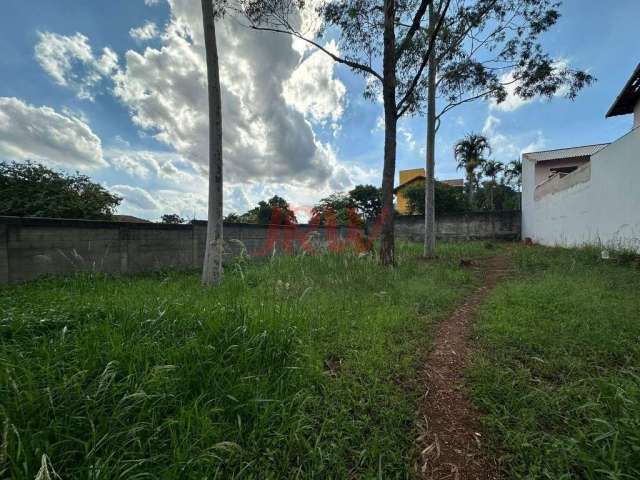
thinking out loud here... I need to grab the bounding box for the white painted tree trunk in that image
[201,0,224,286]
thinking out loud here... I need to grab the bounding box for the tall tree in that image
[201,0,224,286]
[454,133,491,208]
[419,0,594,256]
[243,0,451,265]
[481,159,504,210]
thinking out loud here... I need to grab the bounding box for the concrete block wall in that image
[394,211,521,242]
[0,211,520,284]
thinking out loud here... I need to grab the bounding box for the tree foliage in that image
[348,184,383,222]
[403,180,467,215]
[411,0,596,118]
[161,213,186,224]
[0,161,121,220]
[311,193,362,226]
[233,195,298,225]
[403,178,519,214]
[454,133,491,206]
[504,159,523,189]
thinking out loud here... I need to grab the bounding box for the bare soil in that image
[415,252,513,480]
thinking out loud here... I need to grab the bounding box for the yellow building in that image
[394,168,464,215]
[395,168,425,214]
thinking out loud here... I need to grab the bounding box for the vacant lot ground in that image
[470,245,640,479]
[0,242,492,479]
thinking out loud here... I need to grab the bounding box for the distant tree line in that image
[224,185,383,227]
[0,160,121,219]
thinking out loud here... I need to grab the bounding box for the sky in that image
[0,0,638,222]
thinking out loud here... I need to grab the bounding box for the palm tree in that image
[201,0,224,286]
[482,159,504,210]
[454,134,491,209]
[504,159,523,190]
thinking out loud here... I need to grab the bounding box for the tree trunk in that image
[201,0,224,286]
[379,0,397,266]
[423,1,437,258]
[467,170,474,209]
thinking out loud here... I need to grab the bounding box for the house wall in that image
[0,212,520,284]
[522,127,640,251]
[634,100,640,129]
[534,157,590,185]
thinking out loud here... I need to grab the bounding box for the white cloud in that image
[482,114,546,159]
[129,22,159,41]
[398,124,417,152]
[283,40,346,127]
[490,59,574,113]
[144,0,161,5]
[290,0,325,56]
[109,0,350,186]
[34,32,119,101]
[0,97,105,169]
[489,70,533,112]
[111,184,162,211]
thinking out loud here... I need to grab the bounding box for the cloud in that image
[109,0,350,186]
[33,0,373,220]
[482,114,546,159]
[111,184,162,210]
[490,59,574,113]
[129,22,159,41]
[0,97,105,169]
[398,124,417,152]
[34,32,119,101]
[283,40,346,127]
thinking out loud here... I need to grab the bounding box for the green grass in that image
[470,245,640,480]
[0,241,492,479]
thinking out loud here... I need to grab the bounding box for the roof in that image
[522,143,609,163]
[394,175,464,193]
[606,63,640,118]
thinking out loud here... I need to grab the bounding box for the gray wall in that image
[0,211,520,284]
[394,211,521,243]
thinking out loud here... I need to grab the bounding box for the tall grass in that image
[470,245,640,479]
[1,241,491,479]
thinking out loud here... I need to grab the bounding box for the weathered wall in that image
[0,211,520,283]
[394,211,520,242]
[0,217,362,284]
[522,127,640,251]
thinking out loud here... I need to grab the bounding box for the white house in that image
[522,63,640,251]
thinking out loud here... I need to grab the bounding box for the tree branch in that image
[395,0,433,59]
[436,76,520,118]
[247,24,384,81]
[396,0,451,118]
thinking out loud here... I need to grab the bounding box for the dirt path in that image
[415,252,513,480]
